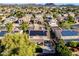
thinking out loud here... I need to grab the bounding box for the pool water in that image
[29,31,47,36]
[0,31,7,36]
[61,30,79,36]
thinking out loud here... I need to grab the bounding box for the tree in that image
[36,46,43,53]
[67,15,75,23]
[13,11,25,18]
[0,16,2,22]
[43,15,46,19]
[0,23,2,30]
[53,13,57,19]
[32,14,36,19]
[6,23,13,33]
[66,41,77,47]
[0,33,36,56]
[20,22,29,32]
[55,39,72,56]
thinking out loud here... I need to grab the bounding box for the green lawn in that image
[59,20,75,29]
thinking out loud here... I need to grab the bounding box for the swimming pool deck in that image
[61,30,79,40]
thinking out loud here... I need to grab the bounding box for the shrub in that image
[66,41,78,47]
[36,46,43,53]
[0,33,36,56]
[55,39,72,56]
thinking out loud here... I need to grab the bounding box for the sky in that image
[0,0,79,5]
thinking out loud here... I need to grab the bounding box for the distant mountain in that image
[60,4,77,7]
[44,3,56,7]
[0,3,56,7]
[0,3,78,8]
[0,3,44,8]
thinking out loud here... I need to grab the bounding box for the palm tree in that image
[6,23,13,33]
[20,22,29,32]
[0,33,36,56]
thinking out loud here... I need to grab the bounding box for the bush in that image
[36,46,43,53]
[0,33,36,56]
[77,42,79,47]
[55,39,72,56]
[6,23,13,32]
[66,41,78,47]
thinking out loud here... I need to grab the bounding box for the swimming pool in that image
[61,30,79,36]
[29,30,47,36]
[0,31,7,36]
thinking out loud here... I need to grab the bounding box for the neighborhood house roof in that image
[46,17,52,19]
[76,17,79,20]
[71,24,79,29]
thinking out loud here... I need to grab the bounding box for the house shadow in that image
[36,49,55,56]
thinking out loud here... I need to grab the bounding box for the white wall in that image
[61,36,79,40]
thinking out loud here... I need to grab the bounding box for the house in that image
[69,12,75,17]
[13,23,20,28]
[63,14,68,17]
[55,29,79,43]
[13,27,23,34]
[46,17,52,22]
[57,14,64,22]
[19,14,32,23]
[57,17,64,22]
[29,22,46,30]
[71,24,79,29]
[3,16,18,24]
[29,21,49,44]
[75,17,79,24]
[35,14,44,22]
[49,19,58,27]
[29,24,34,30]
[45,15,53,22]
[29,30,50,44]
